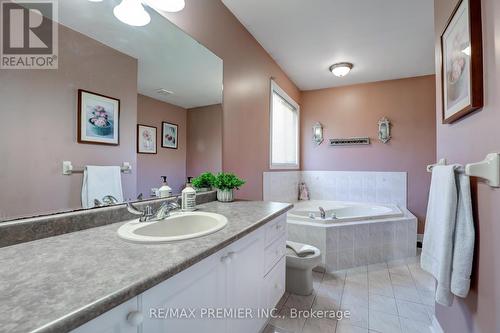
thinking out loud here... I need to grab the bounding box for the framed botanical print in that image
[441,0,483,124]
[137,124,157,154]
[162,121,178,149]
[78,89,120,145]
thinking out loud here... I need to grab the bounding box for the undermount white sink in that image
[117,212,228,243]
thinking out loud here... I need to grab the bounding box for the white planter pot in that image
[217,189,234,202]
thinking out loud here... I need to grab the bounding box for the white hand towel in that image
[286,241,316,257]
[81,166,124,209]
[420,165,475,306]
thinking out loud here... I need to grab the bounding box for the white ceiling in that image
[222,0,435,91]
[58,0,223,109]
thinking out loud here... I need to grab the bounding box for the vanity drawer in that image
[264,234,286,275]
[265,214,286,247]
[264,256,286,310]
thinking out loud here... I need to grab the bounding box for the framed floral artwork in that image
[78,89,120,145]
[441,0,483,123]
[162,121,178,149]
[137,124,157,154]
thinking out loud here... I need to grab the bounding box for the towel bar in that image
[427,153,500,188]
[62,161,132,175]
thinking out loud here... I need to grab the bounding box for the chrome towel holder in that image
[427,153,500,188]
[62,161,132,175]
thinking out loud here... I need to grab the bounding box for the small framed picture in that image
[78,89,120,145]
[137,124,157,154]
[441,0,483,123]
[162,121,178,149]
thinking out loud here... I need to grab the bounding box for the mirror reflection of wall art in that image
[78,89,120,145]
[441,0,483,124]
[137,124,157,154]
[162,121,178,149]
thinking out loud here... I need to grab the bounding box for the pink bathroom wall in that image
[300,76,436,232]
[434,0,500,331]
[0,24,138,220]
[136,94,187,196]
[159,0,301,200]
[186,104,223,178]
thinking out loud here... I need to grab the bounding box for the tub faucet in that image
[319,207,326,219]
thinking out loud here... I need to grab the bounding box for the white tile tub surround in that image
[263,171,301,204]
[263,171,407,208]
[287,212,418,272]
[266,170,416,271]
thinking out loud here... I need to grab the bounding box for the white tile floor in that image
[263,254,436,333]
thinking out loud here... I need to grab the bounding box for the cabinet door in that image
[226,230,266,333]
[141,251,227,333]
[71,298,139,333]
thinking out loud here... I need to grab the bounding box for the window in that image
[270,80,300,169]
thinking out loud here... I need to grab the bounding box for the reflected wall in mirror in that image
[0,0,223,222]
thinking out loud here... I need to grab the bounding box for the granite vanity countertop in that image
[0,201,293,333]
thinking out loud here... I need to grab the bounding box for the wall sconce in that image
[378,117,391,143]
[312,122,324,145]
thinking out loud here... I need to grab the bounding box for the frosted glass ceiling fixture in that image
[113,0,151,26]
[146,0,185,12]
[329,62,353,77]
[111,0,186,27]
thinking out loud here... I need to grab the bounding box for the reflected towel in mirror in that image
[81,166,124,209]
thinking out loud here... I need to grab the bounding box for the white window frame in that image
[269,80,300,170]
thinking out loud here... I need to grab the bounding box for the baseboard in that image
[430,315,444,333]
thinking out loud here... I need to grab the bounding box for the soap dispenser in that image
[181,178,196,211]
[158,176,172,198]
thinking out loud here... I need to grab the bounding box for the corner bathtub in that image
[286,200,417,272]
[288,200,403,224]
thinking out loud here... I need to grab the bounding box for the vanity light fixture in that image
[112,0,186,26]
[114,0,151,26]
[329,62,353,77]
[146,0,186,12]
[312,122,324,145]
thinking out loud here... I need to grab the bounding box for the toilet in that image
[285,241,322,296]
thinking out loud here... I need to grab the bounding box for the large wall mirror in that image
[0,0,223,221]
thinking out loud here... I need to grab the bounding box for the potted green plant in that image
[213,172,245,202]
[191,172,216,192]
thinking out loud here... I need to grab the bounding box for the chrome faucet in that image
[126,201,180,222]
[319,207,326,219]
[102,195,119,205]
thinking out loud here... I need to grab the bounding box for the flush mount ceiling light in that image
[146,0,185,12]
[329,62,353,77]
[114,0,151,26]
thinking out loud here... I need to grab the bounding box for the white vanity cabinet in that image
[226,229,266,333]
[71,298,140,333]
[71,213,287,333]
[141,245,228,333]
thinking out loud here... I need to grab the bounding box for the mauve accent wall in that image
[186,104,223,178]
[136,94,187,196]
[301,76,436,232]
[0,24,138,220]
[434,0,500,332]
[160,0,301,200]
